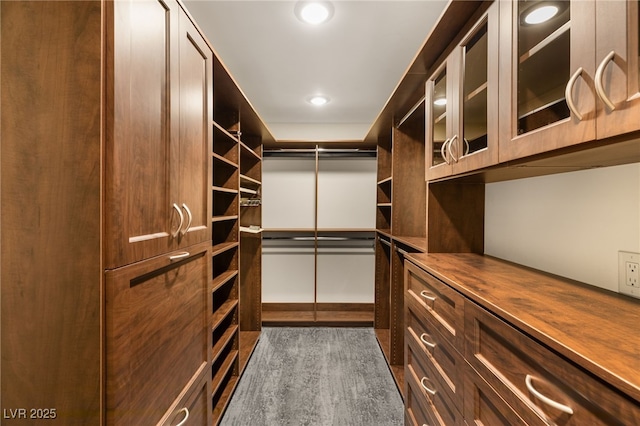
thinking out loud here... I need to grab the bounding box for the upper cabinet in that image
[105,0,212,269]
[499,0,640,162]
[426,2,499,180]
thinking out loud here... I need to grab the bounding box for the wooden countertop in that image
[405,252,640,403]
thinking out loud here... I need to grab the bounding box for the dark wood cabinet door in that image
[106,0,181,269]
[176,11,213,249]
[105,242,211,426]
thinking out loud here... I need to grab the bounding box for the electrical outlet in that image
[619,251,640,299]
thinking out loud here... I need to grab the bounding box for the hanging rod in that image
[263,236,375,241]
[263,148,377,158]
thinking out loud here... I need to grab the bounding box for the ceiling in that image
[182,0,448,142]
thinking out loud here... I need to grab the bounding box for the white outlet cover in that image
[618,251,640,299]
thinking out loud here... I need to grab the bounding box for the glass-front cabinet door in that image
[426,1,499,180]
[453,2,499,175]
[426,61,453,180]
[595,0,640,138]
[499,0,597,162]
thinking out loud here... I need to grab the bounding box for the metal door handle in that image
[595,50,616,111]
[181,203,193,236]
[420,377,437,396]
[169,252,190,261]
[440,138,451,165]
[525,374,574,415]
[172,203,184,238]
[565,67,585,121]
[420,290,436,302]
[175,407,189,426]
[449,134,459,162]
[420,333,437,348]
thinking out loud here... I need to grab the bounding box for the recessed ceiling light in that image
[433,98,447,106]
[523,4,559,25]
[295,1,334,25]
[308,95,330,106]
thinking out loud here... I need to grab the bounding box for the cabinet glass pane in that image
[517,0,570,134]
[463,22,488,156]
[431,69,447,166]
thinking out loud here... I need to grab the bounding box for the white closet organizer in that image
[261,148,377,325]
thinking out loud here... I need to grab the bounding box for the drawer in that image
[405,260,465,353]
[406,296,464,409]
[163,364,211,426]
[406,332,464,426]
[405,366,436,426]
[463,362,527,426]
[465,300,640,426]
[105,242,211,425]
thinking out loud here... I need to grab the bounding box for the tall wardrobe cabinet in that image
[1,0,252,424]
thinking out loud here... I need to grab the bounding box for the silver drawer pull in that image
[420,290,436,301]
[420,377,437,396]
[169,252,190,261]
[171,203,184,238]
[595,50,616,111]
[525,374,574,415]
[175,407,189,426]
[565,67,584,121]
[420,333,436,349]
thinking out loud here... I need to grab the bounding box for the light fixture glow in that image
[309,95,329,106]
[524,5,559,25]
[433,98,447,106]
[295,1,334,25]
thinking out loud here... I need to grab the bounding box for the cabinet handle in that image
[181,203,193,236]
[525,374,574,415]
[420,333,437,348]
[463,137,470,156]
[565,67,584,121]
[440,138,451,165]
[169,252,190,261]
[595,50,617,111]
[420,290,436,302]
[172,203,184,238]
[449,134,459,162]
[420,377,437,396]
[396,247,409,257]
[175,407,189,426]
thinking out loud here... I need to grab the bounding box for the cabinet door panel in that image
[178,13,212,247]
[499,0,597,162]
[595,0,640,138]
[106,0,180,268]
[105,242,211,425]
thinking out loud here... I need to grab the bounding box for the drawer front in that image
[465,300,640,426]
[406,367,436,426]
[406,333,464,426]
[106,242,211,425]
[406,296,464,409]
[463,362,527,426]
[164,365,211,426]
[405,260,465,352]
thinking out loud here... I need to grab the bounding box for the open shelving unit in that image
[210,53,273,424]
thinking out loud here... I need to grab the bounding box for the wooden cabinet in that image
[499,0,640,162]
[105,242,211,425]
[426,1,499,181]
[465,299,640,426]
[403,253,640,426]
[106,0,211,269]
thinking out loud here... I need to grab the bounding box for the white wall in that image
[485,162,640,292]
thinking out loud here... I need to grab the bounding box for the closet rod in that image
[264,148,376,157]
[263,236,375,241]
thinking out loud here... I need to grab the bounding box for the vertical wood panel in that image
[1,1,102,423]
